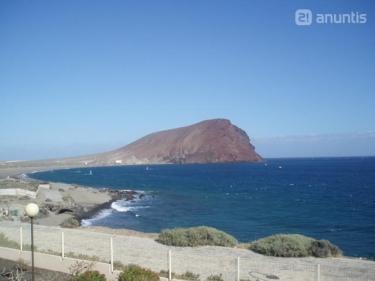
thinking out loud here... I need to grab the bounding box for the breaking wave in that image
[111,199,150,213]
[81,191,150,226]
[81,208,113,227]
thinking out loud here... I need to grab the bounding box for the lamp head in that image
[25,203,39,218]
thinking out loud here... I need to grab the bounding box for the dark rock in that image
[57,208,74,214]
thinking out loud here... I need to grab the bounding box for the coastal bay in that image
[1,160,375,281]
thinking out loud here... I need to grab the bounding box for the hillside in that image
[0,119,262,177]
[90,119,262,165]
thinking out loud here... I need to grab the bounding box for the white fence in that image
[0,222,374,281]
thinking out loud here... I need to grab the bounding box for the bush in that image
[61,217,80,228]
[118,265,159,281]
[205,274,223,281]
[248,234,342,258]
[156,226,238,247]
[249,234,312,257]
[70,271,106,281]
[310,239,343,257]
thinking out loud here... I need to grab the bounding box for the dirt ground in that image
[0,258,71,281]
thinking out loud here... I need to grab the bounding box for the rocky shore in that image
[0,174,141,228]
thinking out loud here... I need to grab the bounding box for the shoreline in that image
[0,167,144,231]
[0,163,159,239]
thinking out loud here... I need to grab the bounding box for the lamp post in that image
[25,203,39,281]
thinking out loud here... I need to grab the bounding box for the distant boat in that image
[278,166,283,169]
[145,166,150,171]
[89,170,93,175]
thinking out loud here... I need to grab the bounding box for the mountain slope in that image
[91,119,262,165]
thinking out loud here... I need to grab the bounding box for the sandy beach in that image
[0,159,82,179]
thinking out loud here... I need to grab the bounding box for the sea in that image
[29,157,375,259]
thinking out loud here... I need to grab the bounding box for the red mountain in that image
[93,119,262,165]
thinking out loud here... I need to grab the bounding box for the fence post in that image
[110,236,114,273]
[316,264,320,281]
[61,232,64,259]
[236,257,240,281]
[19,227,23,252]
[168,249,172,281]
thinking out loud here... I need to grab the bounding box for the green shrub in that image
[249,234,312,257]
[205,274,223,281]
[118,265,159,281]
[310,239,343,257]
[248,234,342,258]
[156,226,237,247]
[70,271,106,281]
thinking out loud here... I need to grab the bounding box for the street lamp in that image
[25,203,39,281]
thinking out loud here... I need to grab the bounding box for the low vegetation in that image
[0,178,38,191]
[61,217,80,228]
[205,274,224,281]
[118,265,159,281]
[68,260,94,277]
[113,261,127,271]
[310,239,343,257]
[160,270,200,281]
[65,252,103,263]
[160,270,225,281]
[0,232,33,251]
[248,234,342,258]
[70,271,106,281]
[0,232,19,249]
[156,226,238,247]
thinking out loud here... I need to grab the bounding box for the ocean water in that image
[30,158,375,258]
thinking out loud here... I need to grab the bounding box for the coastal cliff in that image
[92,119,262,165]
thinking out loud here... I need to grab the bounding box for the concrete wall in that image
[0,188,37,198]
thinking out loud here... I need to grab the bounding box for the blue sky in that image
[1,0,374,160]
